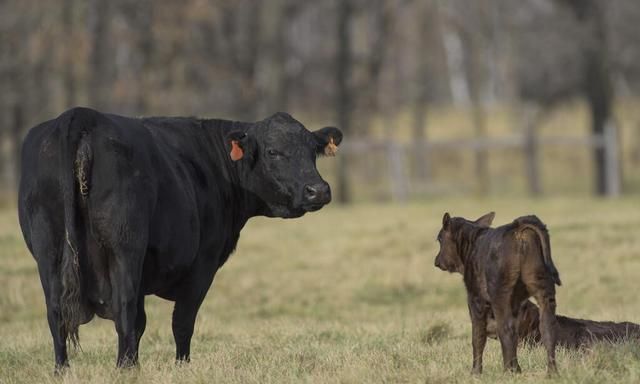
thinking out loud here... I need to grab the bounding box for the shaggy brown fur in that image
[486,300,640,348]
[434,212,561,375]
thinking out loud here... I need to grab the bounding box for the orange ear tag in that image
[230,140,244,161]
[324,137,338,157]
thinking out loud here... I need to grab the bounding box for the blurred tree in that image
[87,0,111,110]
[62,0,77,109]
[0,0,639,198]
[335,0,353,203]
[560,0,615,195]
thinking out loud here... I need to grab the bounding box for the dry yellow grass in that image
[1,196,640,383]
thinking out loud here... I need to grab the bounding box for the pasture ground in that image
[1,197,640,383]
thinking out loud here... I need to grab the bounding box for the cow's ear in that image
[225,130,254,162]
[474,212,495,227]
[442,212,451,230]
[313,126,343,156]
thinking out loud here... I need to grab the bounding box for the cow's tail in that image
[516,216,562,286]
[59,109,93,348]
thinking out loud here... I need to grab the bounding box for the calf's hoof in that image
[471,366,482,375]
[504,364,521,374]
[546,365,559,378]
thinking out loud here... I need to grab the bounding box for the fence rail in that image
[340,123,621,201]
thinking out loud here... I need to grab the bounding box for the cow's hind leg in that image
[99,216,147,368]
[533,287,558,375]
[109,244,146,368]
[30,211,69,372]
[42,267,69,373]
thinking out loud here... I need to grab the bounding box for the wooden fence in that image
[341,122,621,201]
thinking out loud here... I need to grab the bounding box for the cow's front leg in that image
[468,296,489,374]
[172,259,218,363]
[172,299,202,362]
[134,295,147,362]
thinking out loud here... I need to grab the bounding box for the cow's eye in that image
[267,149,280,158]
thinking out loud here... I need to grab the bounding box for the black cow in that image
[18,107,342,370]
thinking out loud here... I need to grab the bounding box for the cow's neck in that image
[456,223,487,264]
[202,118,266,230]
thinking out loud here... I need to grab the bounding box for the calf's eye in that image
[267,149,279,158]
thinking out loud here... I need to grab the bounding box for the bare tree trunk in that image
[460,28,489,195]
[273,1,302,112]
[135,0,153,114]
[62,0,77,109]
[335,0,353,204]
[362,0,390,128]
[412,1,433,182]
[584,7,614,196]
[562,0,616,195]
[522,106,542,196]
[11,103,24,190]
[87,0,110,110]
[438,3,470,106]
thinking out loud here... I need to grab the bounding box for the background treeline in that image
[1,0,640,201]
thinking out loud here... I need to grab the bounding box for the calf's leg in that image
[468,297,489,374]
[492,300,521,373]
[533,288,558,375]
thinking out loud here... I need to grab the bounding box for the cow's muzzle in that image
[301,182,331,211]
[434,256,446,271]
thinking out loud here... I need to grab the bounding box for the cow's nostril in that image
[305,185,318,201]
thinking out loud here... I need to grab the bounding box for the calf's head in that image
[226,112,342,218]
[434,212,495,273]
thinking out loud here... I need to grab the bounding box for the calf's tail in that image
[516,216,562,286]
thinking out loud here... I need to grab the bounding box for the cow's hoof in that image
[54,363,69,376]
[504,365,521,374]
[471,367,482,375]
[116,358,139,369]
[175,358,191,366]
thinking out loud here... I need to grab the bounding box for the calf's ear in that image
[474,212,495,227]
[313,127,343,156]
[442,212,451,230]
[225,130,255,162]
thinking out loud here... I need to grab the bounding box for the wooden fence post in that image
[12,103,24,191]
[603,120,621,197]
[387,141,408,202]
[523,108,541,196]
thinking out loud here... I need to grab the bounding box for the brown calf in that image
[487,300,640,348]
[434,212,561,375]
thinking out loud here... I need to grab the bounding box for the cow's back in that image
[19,108,217,306]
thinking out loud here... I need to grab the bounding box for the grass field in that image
[1,197,640,383]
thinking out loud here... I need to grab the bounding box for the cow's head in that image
[434,212,494,273]
[226,112,342,218]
